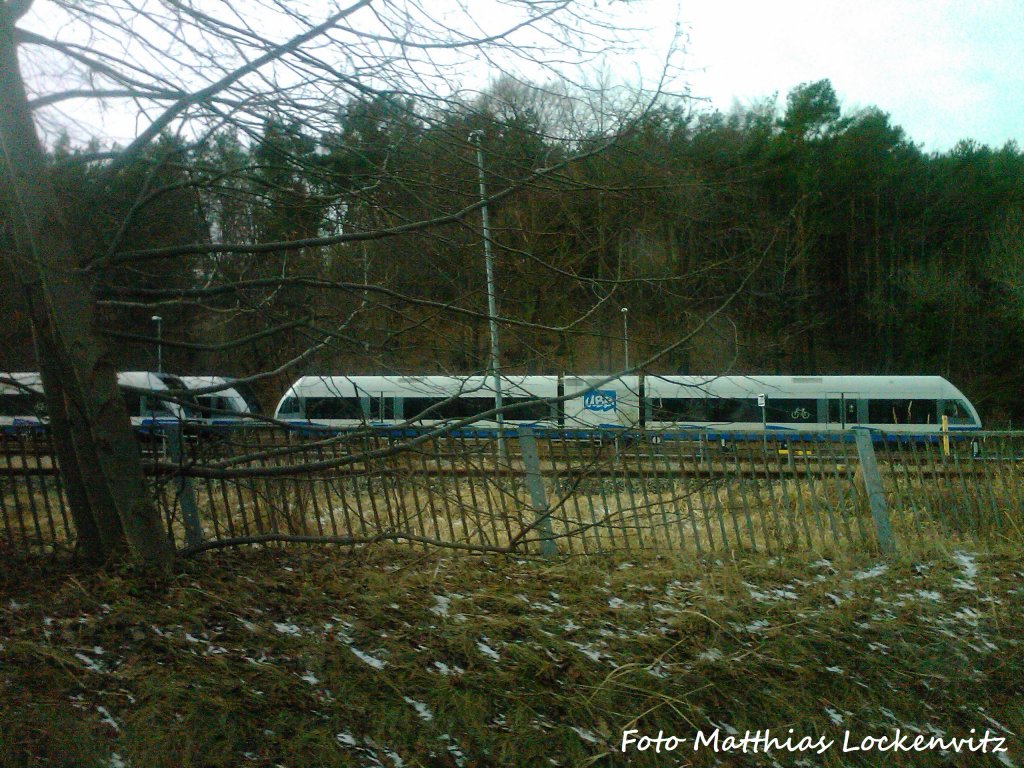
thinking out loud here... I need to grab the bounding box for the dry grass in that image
[1,545,1022,767]
[3,434,1024,561]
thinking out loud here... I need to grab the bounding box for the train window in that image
[196,395,226,415]
[648,397,706,421]
[765,398,818,423]
[868,399,933,425]
[940,400,973,424]
[306,397,362,419]
[0,394,42,416]
[504,397,551,421]
[404,397,494,421]
[707,397,759,422]
[277,396,300,417]
[446,398,494,419]
[142,395,175,417]
[120,390,143,417]
[403,397,444,421]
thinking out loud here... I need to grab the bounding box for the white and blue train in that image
[272,374,982,436]
[1,371,983,437]
[0,371,198,431]
[0,372,267,432]
[179,376,259,423]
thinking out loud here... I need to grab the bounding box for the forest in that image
[3,78,1023,424]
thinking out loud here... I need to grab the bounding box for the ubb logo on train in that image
[583,390,617,412]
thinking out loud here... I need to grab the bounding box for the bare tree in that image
[0,0,684,568]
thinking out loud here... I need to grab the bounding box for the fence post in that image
[518,425,556,557]
[853,429,896,555]
[167,423,203,549]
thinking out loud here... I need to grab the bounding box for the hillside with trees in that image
[5,79,1022,422]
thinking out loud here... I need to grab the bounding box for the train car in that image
[179,375,257,422]
[0,371,197,430]
[641,375,981,435]
[273,373,981,437]
[116,371,198,426]
[274,375,561,432]
[0,373,47,431]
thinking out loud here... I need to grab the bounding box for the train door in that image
[827,392,860,430]
[368,391,395,424]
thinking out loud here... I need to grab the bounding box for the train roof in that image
[2,371,184,394]
[282,375,561,400]
[117,371,172,391]
[179,376,254,415]
[0,373,44,394]
[641,374,965,398]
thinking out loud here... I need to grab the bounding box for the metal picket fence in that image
[1,425,1020,558]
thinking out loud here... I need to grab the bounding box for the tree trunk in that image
[0,6,174,571]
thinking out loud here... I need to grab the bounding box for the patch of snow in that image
[916,590,942,601]
[107,753,128,768]
[953,551,978,579]
[300,671,319,685]
[746,583,799,602]
[825,666,843,674]
[854,564,888,580]
[698,648,723,662]
[272,622,302,636]
[953,607,981,625]
[404,697,434,722]
[96,705,120,732]
[571,726,600,744]
[430,595,451,617]
[477,640,500,661]
[335,731,358,748]
[440,734,467,767]
[646,661,670,679]
[349,646,387,670]
[75,652,106,674]
[824,707,844,726]
[432,661,465,676]
[568,641,604,663]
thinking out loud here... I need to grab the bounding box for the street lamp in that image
[621,307,629,371]
[151,315,162,373]
[468,130,504,451]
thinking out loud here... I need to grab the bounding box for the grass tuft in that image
[1,545,1022,766]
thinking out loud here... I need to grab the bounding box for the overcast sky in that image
[662,0,1023,152]
[20,0,1023,154]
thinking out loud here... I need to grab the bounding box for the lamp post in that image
[151,315,162,373]
[621,307,629,371]
[468,130,504,452]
